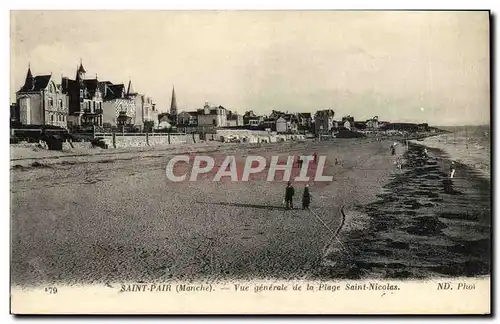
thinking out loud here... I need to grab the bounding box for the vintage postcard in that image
[9,10,491,314]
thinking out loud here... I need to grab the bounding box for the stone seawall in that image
[99,134,200,148]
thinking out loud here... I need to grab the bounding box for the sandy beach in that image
[10,138,490,286]
[11,138,402,285]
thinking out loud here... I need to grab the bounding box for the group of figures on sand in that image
[391,142,456,178]
[284,181,311,210]
[285,152,342,211]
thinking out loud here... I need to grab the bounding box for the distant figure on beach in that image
[390,144,396,156]
[450,162,456,179]
[302,184,311,210]
[424,148,428,157]
[313,153,318,164]
[284,181,295,209]
[396,157,403,170]
[335,158,340,165]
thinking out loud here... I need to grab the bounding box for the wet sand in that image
[11,138,402,286]
[320,143,491,279]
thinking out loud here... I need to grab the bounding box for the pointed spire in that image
[127,79,136,95]
[24,63,34,90]
[25,63,33,80]
[75,64,81,81]
[77,58,86,74]
[170,86,178,116]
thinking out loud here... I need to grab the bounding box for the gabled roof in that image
[180,110,198,116]
[159,113,173,123]
[83,79,99,97]
[244,110,257,117]
[18,75,52,92]
[103,84,125,101]
[315,109,335,117]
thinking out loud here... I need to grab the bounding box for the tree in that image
[143,120,155,132]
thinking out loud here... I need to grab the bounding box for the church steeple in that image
[170,86,178,117]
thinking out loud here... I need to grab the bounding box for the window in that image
[59,99,63,109]
[50,114,54,122]
[48,97,54,107]
[213,119,216,126]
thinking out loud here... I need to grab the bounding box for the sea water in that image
[412,125,490,180]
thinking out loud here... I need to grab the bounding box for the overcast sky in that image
[11,11,489,125]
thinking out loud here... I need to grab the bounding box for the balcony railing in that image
[82,108,103,114]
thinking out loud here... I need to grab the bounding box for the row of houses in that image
[12,62,159,130]
[176,108,313,133]
[12,62,429,136]
[175,107,391,135]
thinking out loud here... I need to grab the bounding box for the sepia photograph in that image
[9,9,491,314]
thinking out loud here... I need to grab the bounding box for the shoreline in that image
[319,141,490,279]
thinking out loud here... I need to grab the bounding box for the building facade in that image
[16,66,69,128]
[297,113,313,129]
[141,95,158,127]
[366,116,379,130]
[197,103,228,127]
[10,103,19,124]
[61,61,104,128]
[276,117,287,133]
[226,111,243,127]
[178,111,199,126]
[243,110,263,126]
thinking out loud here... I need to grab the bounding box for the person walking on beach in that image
[450,161,456,179]
[396,157,403,170]
[390,144,396,156]
[284,181,295,209]
[302,184,311,210]
[313,153,318,164]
